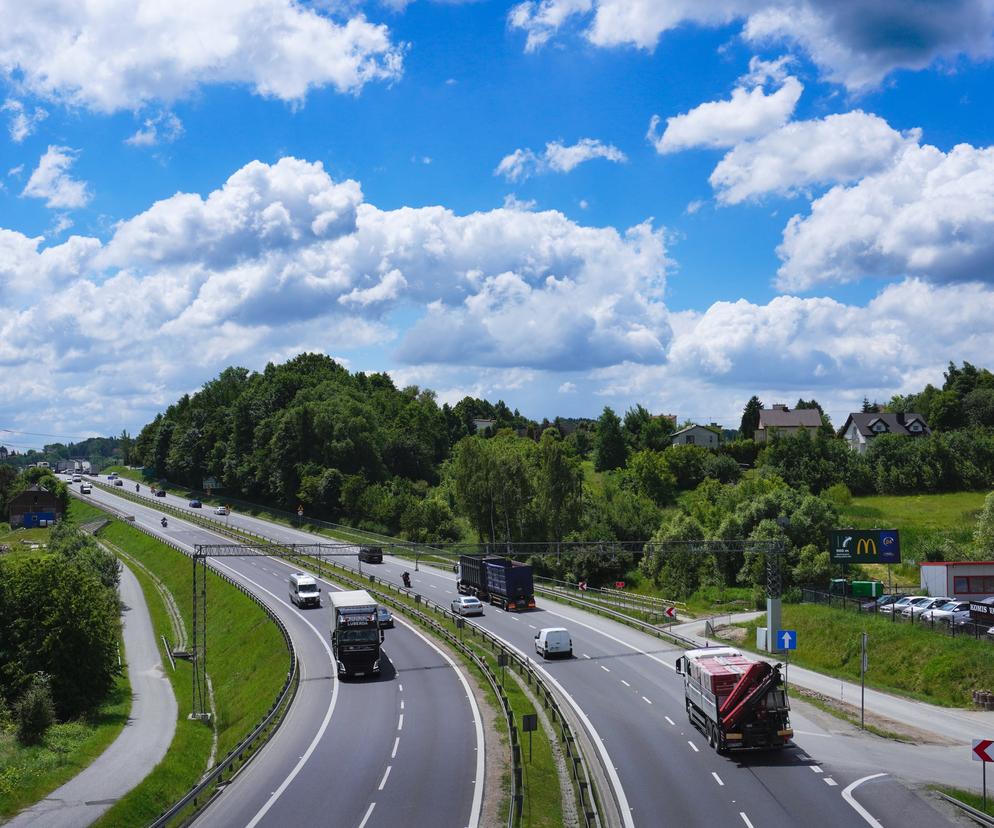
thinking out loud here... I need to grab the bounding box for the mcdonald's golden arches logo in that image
[855,537,877,557]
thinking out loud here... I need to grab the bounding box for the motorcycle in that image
[402,572,411,589]
[161,517,168,528]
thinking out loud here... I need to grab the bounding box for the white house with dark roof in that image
[839,412,930,454]
[671,424,721,447]
[754,404,822,443]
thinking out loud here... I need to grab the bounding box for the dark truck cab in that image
[330,590,383,678]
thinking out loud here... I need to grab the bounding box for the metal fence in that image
[801,589,994,643]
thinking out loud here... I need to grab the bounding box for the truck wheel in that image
[708,723,717,750]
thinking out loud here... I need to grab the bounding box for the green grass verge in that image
[62,500,290,827]
[737,603,994,707]
[0,673,131,819]
[932,785,994,817]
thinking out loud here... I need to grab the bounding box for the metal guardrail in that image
[73,490,300,827]
[937,792,994,826]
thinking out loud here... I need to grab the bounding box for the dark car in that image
[358,545,383,564]
[155,489,167,497]
[113,478,124,486]
[189,499,202,508]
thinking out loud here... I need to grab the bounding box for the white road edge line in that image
[357,802,375,828]
[841,773,887,828]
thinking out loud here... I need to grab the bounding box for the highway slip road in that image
[79,484,483,828]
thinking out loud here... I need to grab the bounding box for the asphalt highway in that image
[89,479,956,828]
[75,482,483,828]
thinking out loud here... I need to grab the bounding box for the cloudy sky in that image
[3,0,994,449]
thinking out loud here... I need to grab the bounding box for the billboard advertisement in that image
[828,529,901,564]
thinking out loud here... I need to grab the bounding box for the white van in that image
[80,483,92,494]
[288,573,321,608]
[535,627,572,659]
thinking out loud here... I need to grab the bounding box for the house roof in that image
[841,412,930,439]
[671,424,719,437]
[757,408,822,429]
[919,561,994,567]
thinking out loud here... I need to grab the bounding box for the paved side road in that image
[8,562,177,828]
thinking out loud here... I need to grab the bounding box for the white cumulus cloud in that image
[709,111,916,204]
[0,0,404,113]
[510,0,994,90]
[22,146,91,209]
[126,112,184,147]
[495,138,626,182]
[777,140,994,290]
[648,75,802,155]
[2,99,47,142]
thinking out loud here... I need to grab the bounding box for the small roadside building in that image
[9,484,62,528]
[920,561,994,600]
[671,424,721,448]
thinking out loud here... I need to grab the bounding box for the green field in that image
[738,604,994,707]
[841,490,986,547]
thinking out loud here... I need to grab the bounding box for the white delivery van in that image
[288,573,322,608]
[535,627,572,658]
[80,483,92,494]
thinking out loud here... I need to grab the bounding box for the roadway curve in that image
[74,481,483,828]
[117,482,960,828]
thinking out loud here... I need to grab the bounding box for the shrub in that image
[15,675,55,746]
[822,483,852,508]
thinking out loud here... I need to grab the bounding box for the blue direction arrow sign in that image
[777,629,797,650]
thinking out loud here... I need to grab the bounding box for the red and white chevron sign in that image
[664,606,676,619]
[973,739,994,762]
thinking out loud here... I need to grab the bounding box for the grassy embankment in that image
[60,499,290,827]
[735,603,994,708]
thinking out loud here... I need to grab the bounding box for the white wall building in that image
[920,561,994,599]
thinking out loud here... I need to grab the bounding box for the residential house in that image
[671,424,721,448]
[839,412,930,454]
[472,418,496,434]
[754,404,822,443]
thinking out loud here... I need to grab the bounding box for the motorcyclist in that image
[161,517,168,528]
[402,571,411,588]
[136,483,140,492]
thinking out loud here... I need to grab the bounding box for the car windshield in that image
[299,585,317,594]
[937,601,958,611]
[910,598,931,606]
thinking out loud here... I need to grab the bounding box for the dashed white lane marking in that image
[358,803,376,828]
[391,737,400,759]
[400,700,405,710]
[740,813,755,828]
[601,665,611,672]
[841,773,887,828]
[398,683,403,692]
[582,654,591,659]
[528,624,536,629]
[825,778,838,787]
[642,696,652,705]
[511,617,520,621]
[398,714,404,731]
[712,772,724,786]
[688,741,699,752]
[378,766,392,790]
[621,680,630,687]
[811,766,823,773]
[664,716,675,726]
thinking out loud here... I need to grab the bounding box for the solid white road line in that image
[712,772,724,786]
[841,773,887,828]
[378,766,392,790]
[740,813,754,828]
[688,741,699,752]
[357,803,376,828]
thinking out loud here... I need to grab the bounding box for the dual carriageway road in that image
[81,477,960,828]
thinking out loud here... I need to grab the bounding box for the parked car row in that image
[871,592,994,635]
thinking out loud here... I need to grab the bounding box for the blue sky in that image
[4,0,994,449]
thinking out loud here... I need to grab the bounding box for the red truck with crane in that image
[675,646,792,754]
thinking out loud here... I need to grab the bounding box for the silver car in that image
[451,596,484,616]
[903,596,952,620]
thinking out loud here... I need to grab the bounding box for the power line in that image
[0,426,101,441]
